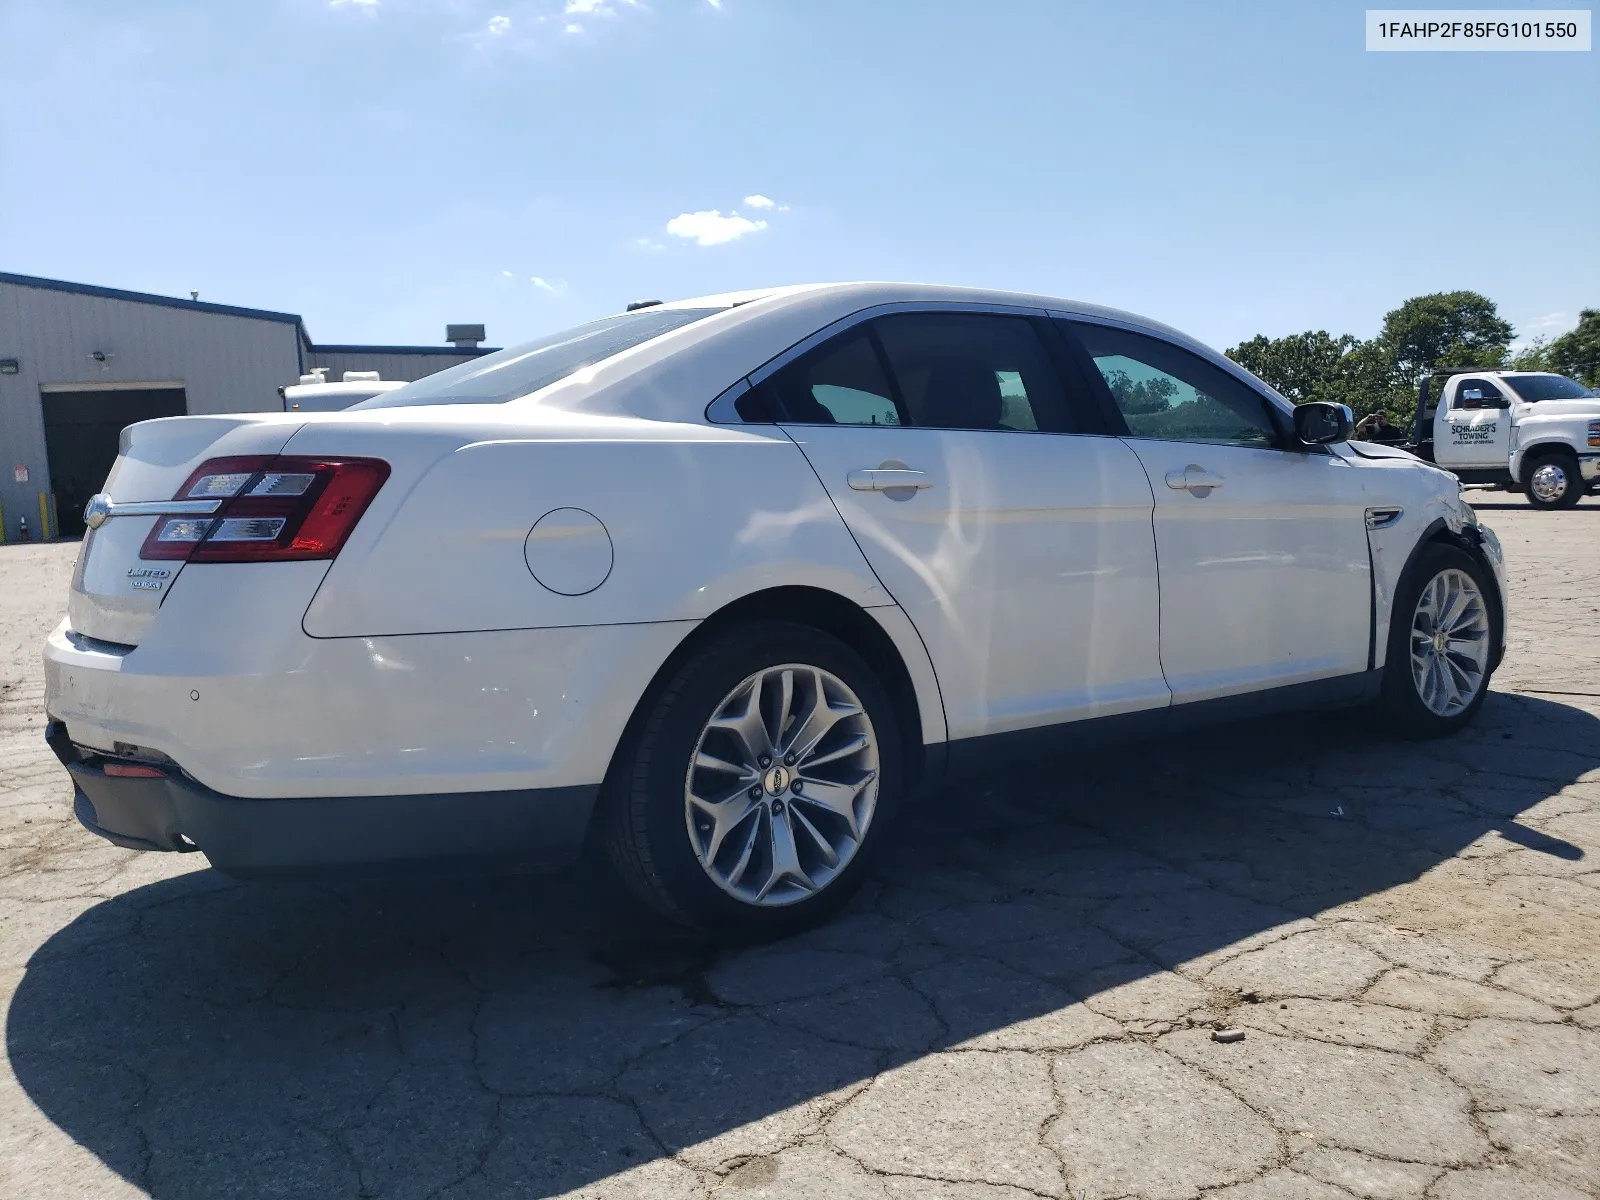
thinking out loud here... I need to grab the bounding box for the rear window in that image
[351,308,722,409]
[1504,374,1596,402]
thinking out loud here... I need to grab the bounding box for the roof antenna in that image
[626,299,663,311]
[190,291,199,301]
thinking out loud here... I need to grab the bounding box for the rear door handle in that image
[847,468,932,492]
[1164,465,1224,495]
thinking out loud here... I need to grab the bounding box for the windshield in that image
[1504,374,1596,402]
[351,308,722,409]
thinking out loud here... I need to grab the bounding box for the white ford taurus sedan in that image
[44,283,1507,935]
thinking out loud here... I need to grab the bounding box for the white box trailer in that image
[279,369,406,413]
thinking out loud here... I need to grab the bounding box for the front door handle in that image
[1164,464,1224,495]
[847,468,932,492]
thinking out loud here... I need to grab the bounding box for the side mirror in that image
[1294,401,1352,446]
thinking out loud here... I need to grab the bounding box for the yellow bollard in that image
[38,491,51,541]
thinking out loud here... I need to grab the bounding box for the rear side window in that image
[351,308,721,409]
[1453,378,1504,410]
[765,329,903,425]
[763,311,1074,432]
[871,312,1068,432]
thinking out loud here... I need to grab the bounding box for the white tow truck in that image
[1404,369,1600,509]
[278,369,406,413]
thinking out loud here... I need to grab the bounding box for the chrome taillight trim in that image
[82,495,224,530]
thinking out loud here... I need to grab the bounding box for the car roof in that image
[659,281,1198,343]
[370,281,1282,425]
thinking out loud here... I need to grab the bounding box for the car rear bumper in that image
[43,563,697,799]
[49,721,598,878]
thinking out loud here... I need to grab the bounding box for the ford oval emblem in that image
[83,494,112,530]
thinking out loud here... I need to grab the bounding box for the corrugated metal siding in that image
[307,349,488,383]
[0,279,301,539]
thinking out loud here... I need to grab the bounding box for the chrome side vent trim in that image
[1366,506,1404,530]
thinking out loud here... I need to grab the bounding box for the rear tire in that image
[1525,450,1583,509]
[602,620,903,940]
[1374,543,1498,739]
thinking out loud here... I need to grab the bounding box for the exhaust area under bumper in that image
[48,721,599,880]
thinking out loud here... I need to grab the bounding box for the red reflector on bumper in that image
[103,762,167,778]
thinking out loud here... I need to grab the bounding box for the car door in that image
[755,308,1168,742]
[1434,376,1511,468]
[1058,317,1372,706]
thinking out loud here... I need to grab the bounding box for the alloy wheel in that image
[684,664,879,907]
[1408,568,1491,717]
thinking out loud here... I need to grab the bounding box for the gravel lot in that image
[3,500,1599,1200]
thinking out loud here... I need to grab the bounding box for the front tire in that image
[1375,543,1498,738]
[1525,451,1583,509]
[603,620,903,939]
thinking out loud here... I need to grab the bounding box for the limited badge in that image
[128,566,170,590]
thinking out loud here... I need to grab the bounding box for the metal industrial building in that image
[0,271,497,540]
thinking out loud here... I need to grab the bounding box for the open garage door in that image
[42,387,187,537]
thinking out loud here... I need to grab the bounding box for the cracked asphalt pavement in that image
[3,499,1599,1199]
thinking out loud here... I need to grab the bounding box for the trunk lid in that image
[69,414,306,645]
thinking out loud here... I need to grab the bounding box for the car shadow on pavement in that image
[7,690,1596,1199]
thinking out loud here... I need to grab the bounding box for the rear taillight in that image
[140,455,389,562]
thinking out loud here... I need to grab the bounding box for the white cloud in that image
[487,14,511,35]
[565,22,582,33]
[565,0,605,11]
[329,0,379,7]
[666,209,769,246]
[501,269,514,277]
[531,276,558,292]
[743,193,790,212]
[1525,312,1567,329]
[707,0,722,7]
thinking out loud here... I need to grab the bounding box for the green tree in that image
[1508,335,1551,372]
[1318,339,1413,423]
[1102,368,1177,414]
[1377,291,1513,377]
[1545,309,1600,387]
[1226,331,1359,403]
[1225,330,1408,422]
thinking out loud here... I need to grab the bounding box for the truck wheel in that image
[1525,451,1583,509]
[603,620,903,939]
[1375,543,1498,739]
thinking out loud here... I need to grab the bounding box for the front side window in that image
[1453,378,1504,410]
[351,308,721,409]
[1504,374,1596,402]
[1067,322,1278,449]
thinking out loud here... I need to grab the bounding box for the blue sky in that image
[2,1,1595,353]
